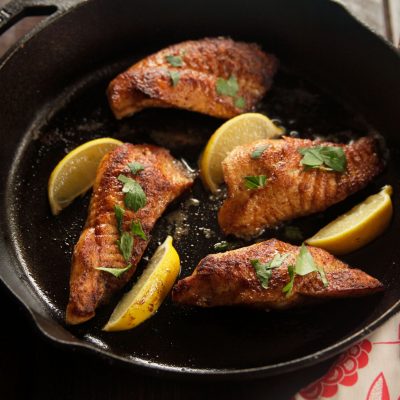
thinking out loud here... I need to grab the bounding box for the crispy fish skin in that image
[218,136,383,238]
[66,144,193,325]
[172,239,383,308]
[107,37,278,119]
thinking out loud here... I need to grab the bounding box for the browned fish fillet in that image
[107,37,278,120]
[219,136,383,238]
[66,143,193,325]
[172,239,383,308]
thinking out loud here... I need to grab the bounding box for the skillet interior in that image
[0,0,400,377]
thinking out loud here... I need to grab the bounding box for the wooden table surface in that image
[0,1,398,399]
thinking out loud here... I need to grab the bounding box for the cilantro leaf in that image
[284,225,303,241]
[251,253,289,289]
[131,220,147,240]
[251,259,273,289]
[169,71,180,87]
[296,244,328,287]
[251,144,269,159]
[295,243,317,276]
[96,264,132,278]
[281,244,329,296]
[282,265,296,297]
[214,241,230,252]
[299,146,347,172]
[235,96,246,109]
[166,55,183,67]
[118,174,147,212]
[319,147,347,172]
[128,162,145,175]
[244,175,267,189]
[299,147,324,168]
[317,266,329,287]
[117,232,133,262]
[216,75,239,97]
[114,204,125,235]
[124,190,146,211]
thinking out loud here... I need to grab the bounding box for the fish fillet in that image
[107,37,278,119]
[219,136,383,238]
[172,239,383,308]
[66,143,193,325]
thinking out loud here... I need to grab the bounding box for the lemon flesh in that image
[199,113,283,193]
[48,137,123,215]
[306,185,393,255]
[103,236,180,332]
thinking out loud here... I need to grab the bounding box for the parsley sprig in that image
[216,75,246,109]
[244,175,267,189]
[251,144,269,160]
[117,232,134,262]
[299,146,347,172]
[283,244,328,297]
[131,220,147,240]
[128,162,145,175]
[118,174,147,212]
[97,264,132,278]
[251,254,289,289]
[169,71,180,87]
[166,54,183,67]
[251,244,328,296]
[114,205,125,235]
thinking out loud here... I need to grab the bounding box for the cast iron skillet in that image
[0,0,400,379]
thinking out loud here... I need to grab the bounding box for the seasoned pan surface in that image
[1,0,400,378]
[6,54,400,375]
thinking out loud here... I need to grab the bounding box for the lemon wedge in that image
[306,185,393,255]
[48,137,123,215]
[199,113,283,192]
[103,235,180,332]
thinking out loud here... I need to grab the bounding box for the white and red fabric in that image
[294,312,400,400]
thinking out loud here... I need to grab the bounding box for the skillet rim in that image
[0,0,400,379]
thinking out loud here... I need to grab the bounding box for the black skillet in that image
[0,0,400,379]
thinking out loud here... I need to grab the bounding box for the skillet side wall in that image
[0,0,399,377]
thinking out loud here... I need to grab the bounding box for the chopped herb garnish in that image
[244,175,267,189]
[251,144,269,159]
[282,265,296,297]
[282,243,328,297]
[214,241,230,252]
[117,232,134,262]
[284,225,303,241]
[251,253,289,289]
[128,162,145,175]
[124,191,146,212]
[216,75,239,97]
[166,55,183,67]
[318,266,329,287]
[234,96,246,109]
[96,264,132,278]
[169,70,180,87]
[114,205,125,235]
[118,174,147,212]
[299,146,347,172]
[131,220,147,240]
[295,243,318,276]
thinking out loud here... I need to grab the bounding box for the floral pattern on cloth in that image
[294,312,400,400]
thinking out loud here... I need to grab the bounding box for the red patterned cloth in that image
[295,313,400,400]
